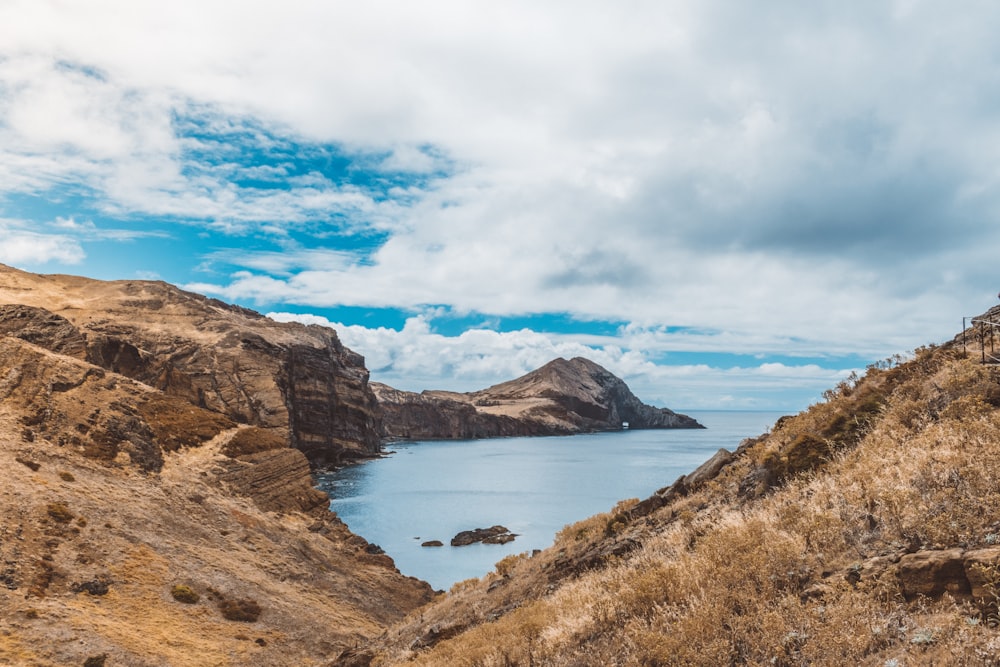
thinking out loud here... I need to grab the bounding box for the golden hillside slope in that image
[356,312,1000,666]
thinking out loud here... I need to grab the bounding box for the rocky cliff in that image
[0,264,380,466]
[0,325,432,666]
[374,356,702,440]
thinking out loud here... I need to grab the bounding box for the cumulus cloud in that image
[268,311,855,409]
[0,54,418,234]
[2,1,998,408]
[0,221,85,265]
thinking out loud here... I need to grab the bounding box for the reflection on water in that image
[315,411,784,590]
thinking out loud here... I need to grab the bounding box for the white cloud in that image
[0,221,85,265]
[267,311,855,410]
[1,1,997,398]
[379,146,444,174]
[0,54,412,232]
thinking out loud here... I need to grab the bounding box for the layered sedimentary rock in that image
[375,356,702,440]
[0,264,380,466]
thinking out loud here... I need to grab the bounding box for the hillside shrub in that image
[219,597,261,622]
[170,584,200,604]
[45,502,74,523]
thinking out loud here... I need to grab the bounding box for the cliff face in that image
[0,264,380,466]
[375,356,702,440]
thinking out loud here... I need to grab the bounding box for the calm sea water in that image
[315,411,785,590]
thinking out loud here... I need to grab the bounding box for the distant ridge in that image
[373,356,703,440]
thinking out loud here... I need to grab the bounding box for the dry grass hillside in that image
[0,312,432,665]
[355,308,1000,666]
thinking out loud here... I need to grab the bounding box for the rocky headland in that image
[0,265,433,666]
[12,263,1000,666]
[373,356,702,441]
[0,264,381,467]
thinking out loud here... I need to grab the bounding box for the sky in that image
[1,1,998,412]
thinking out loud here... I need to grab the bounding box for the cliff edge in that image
[0,264,380,467]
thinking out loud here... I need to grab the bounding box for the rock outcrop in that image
[0,264,380,466]
[375,356,702,440]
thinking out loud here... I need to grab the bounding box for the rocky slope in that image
[0,265,440,665]
[0,264,380,466]
[374,356,702,440]
[352,307,1000,666]
[0,332,434,666]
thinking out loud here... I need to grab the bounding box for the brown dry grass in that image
[0,339,433,666]
[372,346,1000,666]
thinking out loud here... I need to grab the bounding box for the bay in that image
[315,410,785,591]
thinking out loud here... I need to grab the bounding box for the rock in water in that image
[451,526,517,546]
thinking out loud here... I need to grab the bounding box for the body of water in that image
[315,411,784,591]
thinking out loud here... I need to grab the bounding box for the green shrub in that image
[170,584,200,604]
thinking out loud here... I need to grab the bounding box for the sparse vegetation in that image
[45,502,74,523]
[170,584,201,604]
[494,552,528,578]
[449,578,479,595]
[221,426,287,457]
[219,597,262,622]
[58,471,75,482]
[371,341,1000,666]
